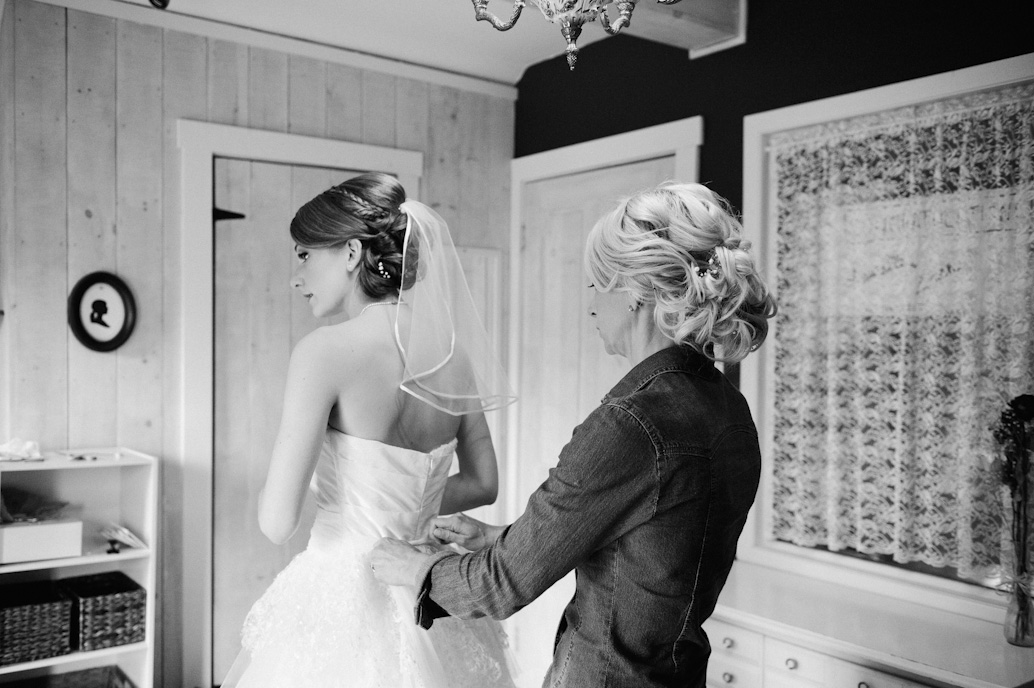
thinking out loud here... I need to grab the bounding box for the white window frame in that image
[737,53,1034,623]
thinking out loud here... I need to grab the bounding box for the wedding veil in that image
[392,200,516,416]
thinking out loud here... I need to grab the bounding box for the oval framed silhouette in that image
[68,271,137,352]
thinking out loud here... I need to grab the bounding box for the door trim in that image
[176,120,422,687]
[505,117,703,521]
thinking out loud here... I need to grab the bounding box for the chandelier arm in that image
[599,0,637,35]
[656,0,684,4]
[472,0,526,31]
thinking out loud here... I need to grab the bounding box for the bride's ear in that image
[344,238,363,272]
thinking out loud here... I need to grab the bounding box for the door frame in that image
[505,117,703,521]
[176,120,422,687]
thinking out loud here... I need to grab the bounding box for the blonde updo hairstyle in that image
[290,172,418,300]
[584,181,776,364]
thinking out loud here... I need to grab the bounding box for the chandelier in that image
[471,0,684,69]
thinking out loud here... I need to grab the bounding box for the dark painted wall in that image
[515,0,1034,213]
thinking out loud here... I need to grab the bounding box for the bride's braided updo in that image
[290,172,418,299]
[584,181,777,363]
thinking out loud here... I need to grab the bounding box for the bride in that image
[222,172,518,688]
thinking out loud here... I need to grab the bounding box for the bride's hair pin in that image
[377,261,392,280]
[695,250,721,279]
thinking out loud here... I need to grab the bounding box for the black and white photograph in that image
[0,1,1032,687]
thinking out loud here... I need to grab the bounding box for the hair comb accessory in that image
[377,261,391,280]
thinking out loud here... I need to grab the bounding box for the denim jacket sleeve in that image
[415,402,658,628]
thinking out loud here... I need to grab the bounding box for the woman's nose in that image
[290,272,302,290]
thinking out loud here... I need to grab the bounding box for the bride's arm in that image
[258,331,340,544]
[439,411,499,515]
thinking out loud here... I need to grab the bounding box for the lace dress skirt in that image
[221,536,516,688]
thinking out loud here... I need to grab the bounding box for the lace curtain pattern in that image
[769,82,1034,582]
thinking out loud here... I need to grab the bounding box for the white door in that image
[177,121,424,687]
[212,159,360,681]
[210,159,506,682]
[511,154,678,686]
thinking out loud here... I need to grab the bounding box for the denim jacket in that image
[414,345,762,688]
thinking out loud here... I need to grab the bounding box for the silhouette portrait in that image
[90,299,110,328]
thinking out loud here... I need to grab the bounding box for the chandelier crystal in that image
[471,0,684,70]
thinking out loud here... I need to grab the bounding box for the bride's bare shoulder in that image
[292,319,397,375]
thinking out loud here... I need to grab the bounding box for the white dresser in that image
[705,617,932,687]
[702,562,1034,688]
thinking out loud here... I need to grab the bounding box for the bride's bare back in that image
[325,305,462,453]
[259,303,496,544]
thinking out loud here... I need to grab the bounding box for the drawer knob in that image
[722,672,734,684]
[722,637,734,649]
[785,658,799,670]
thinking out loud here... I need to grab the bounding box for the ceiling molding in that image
[626,0,743,54]
[30,0,746,86]
[30,0,518,100]
[688,0,747,59]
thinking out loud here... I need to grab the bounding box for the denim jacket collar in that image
[602,345,717,404]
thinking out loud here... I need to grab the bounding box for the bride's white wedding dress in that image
[222,429,516,688]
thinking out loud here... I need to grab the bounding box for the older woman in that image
[372,181,777,688]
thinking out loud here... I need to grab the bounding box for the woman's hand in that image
[369,537,430,587]
[431,513,502,551]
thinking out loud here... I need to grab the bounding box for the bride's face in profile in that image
[290,243,355,318]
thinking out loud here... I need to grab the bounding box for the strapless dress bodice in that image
[224,428,515,688]
[308,429,456,547]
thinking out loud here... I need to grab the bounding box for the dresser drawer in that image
[896,678,933,688]
[706,653,763,687]
[826,657,907,688]
[764,637,829,685]
[705,617,764,665]
[764,674,824,688]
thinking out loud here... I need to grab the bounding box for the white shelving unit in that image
[0,448,157,687]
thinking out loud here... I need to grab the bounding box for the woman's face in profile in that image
[290,244,354,318]
[588,283,632,358]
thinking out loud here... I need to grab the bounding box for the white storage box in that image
[0,519,83,564]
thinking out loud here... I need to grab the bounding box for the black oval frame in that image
[68,271,137,352]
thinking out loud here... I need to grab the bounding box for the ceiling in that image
[124,0,744,85]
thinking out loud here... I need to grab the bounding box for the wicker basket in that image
[0,665,137,688]
[59,571,145,652]
[0,580,71,666]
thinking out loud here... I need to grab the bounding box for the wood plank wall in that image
[0,2,514,685]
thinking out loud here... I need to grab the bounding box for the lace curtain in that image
[768,81,1034,582]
